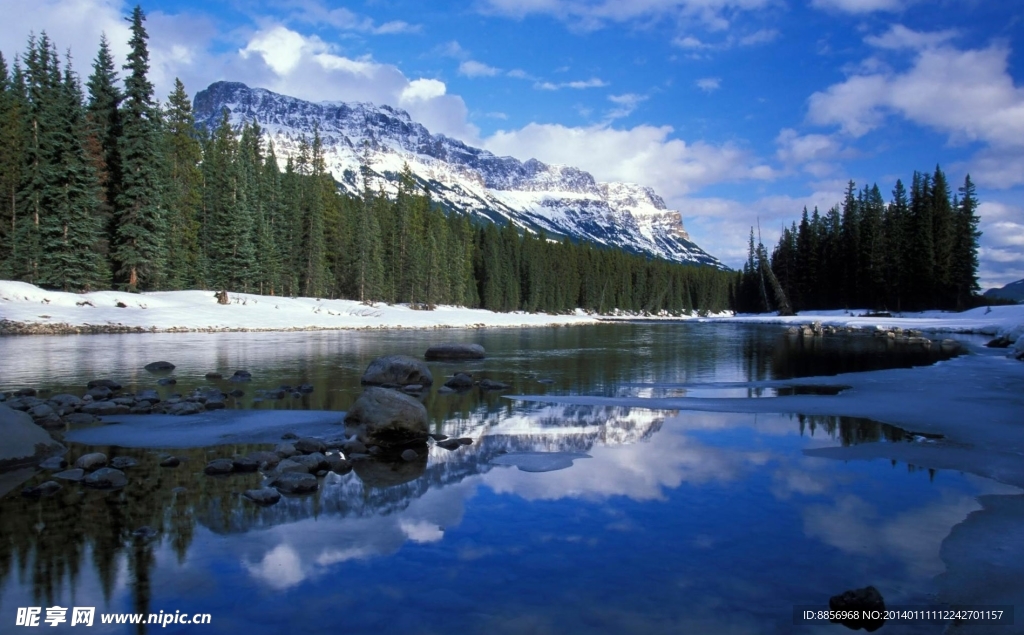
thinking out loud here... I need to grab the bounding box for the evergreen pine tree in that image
[37,56,106,290]
[884,179,910,312]
[161,78,202,289]
[930,165,955,307]
[113,6,166,290]
[952,175,981,310]
[85,33,122,270]
[0,52,26,278]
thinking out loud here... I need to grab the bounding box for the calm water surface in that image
[0,324,1008,634]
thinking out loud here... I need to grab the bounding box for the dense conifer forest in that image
[0,7,734,316]
[734,168,983,314]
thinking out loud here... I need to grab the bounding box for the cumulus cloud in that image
[483,122,774,202]
[808,36,1024,149]
[696,77,721,93]
[231,26,480,142]
[774,128,849,177]
[673,28,779,51]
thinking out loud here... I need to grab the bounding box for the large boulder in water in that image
[424,343,485,361]
[360,355,433,387]
[344,387,429,449]
[0,405,65,471]
[144,361,175,372]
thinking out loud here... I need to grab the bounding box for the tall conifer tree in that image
[113,5,165,290]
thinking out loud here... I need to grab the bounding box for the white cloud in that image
[810,0,906,14]
[0,0,131,72]
[976,201,1024,289]
[807,38,1024,189]
[696,77,721,93]
[739,28,779,46]
[483,122,774,202]
[534,77,608,90]
[673,28,778,52]
[506,68,533,80]
[606,93,648,119]
[477,0,773,31]
[775,128,846,176]
[230,26,480,142]
[400,77,447,102]
[459,59,501,77]
[864,24,957,50]
[284,1,421,34]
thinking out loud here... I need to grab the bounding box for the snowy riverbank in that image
[0,281,599,334]
[4,280,1023,338]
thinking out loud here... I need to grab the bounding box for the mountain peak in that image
[192,82,723,268]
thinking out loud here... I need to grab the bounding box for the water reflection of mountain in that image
[198,405,667,535]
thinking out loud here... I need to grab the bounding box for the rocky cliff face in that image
[193,81,723,268]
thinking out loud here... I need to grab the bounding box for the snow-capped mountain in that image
[193,81,723,268]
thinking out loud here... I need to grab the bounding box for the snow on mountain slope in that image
[193,81,724,268]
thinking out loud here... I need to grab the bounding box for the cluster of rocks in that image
[786,322,855,337]
[201,435,357,506]
[987,325,1024,361]
[20,450,164,497]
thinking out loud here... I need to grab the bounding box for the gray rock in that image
[159,457,181,468]
[204,459,235,475]
[85,386,113,400]
[424,343,486,360]
[293,452,328,472]
[83,467,127,489]
[81,400,121,416]
[228,389,244,398]
[111,397,136,406]
[360,355,434,387]
[22,481,62,498]
[326,454,353,475]
[48,394,83,408]
[270,472,318,494]
[342,440,367,455]
[229,370,252,382]
[205,372,223,380]
[63,412,99,425]
[402,384,424,393]
[437,386,455,394]
[267,389,286,399]
[275,459,310,474]
[129,405,152,415]
[294,437,326,454]
[247,451,281,470]
[231,456,259,472]
[157,377,177,386]
[298,384,314,393]
[53,468,85,482]
[244,487,281,506]
[74,452,108,471]
[110,456,138,470]
[28,403,61,425]
[167,402,203,416]
[401,449,419,461]
[443,373,474,390]
[204,399,226,410]
[281,432,298,440]
[343,387,430,449]
[39,456,68,470]
[12,388,37,397]
[136,389,160,403]
[4,396,44,411]
[291,391,302,398]
[145,361,175,372]
[479,378,510,391]
[275,443,298,458]
[87,379,122,390]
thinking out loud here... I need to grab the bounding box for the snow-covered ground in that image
[0,281,599,333]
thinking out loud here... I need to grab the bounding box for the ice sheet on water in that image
[489,451,591,473]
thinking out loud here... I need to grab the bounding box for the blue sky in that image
[2,0,1022,289]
